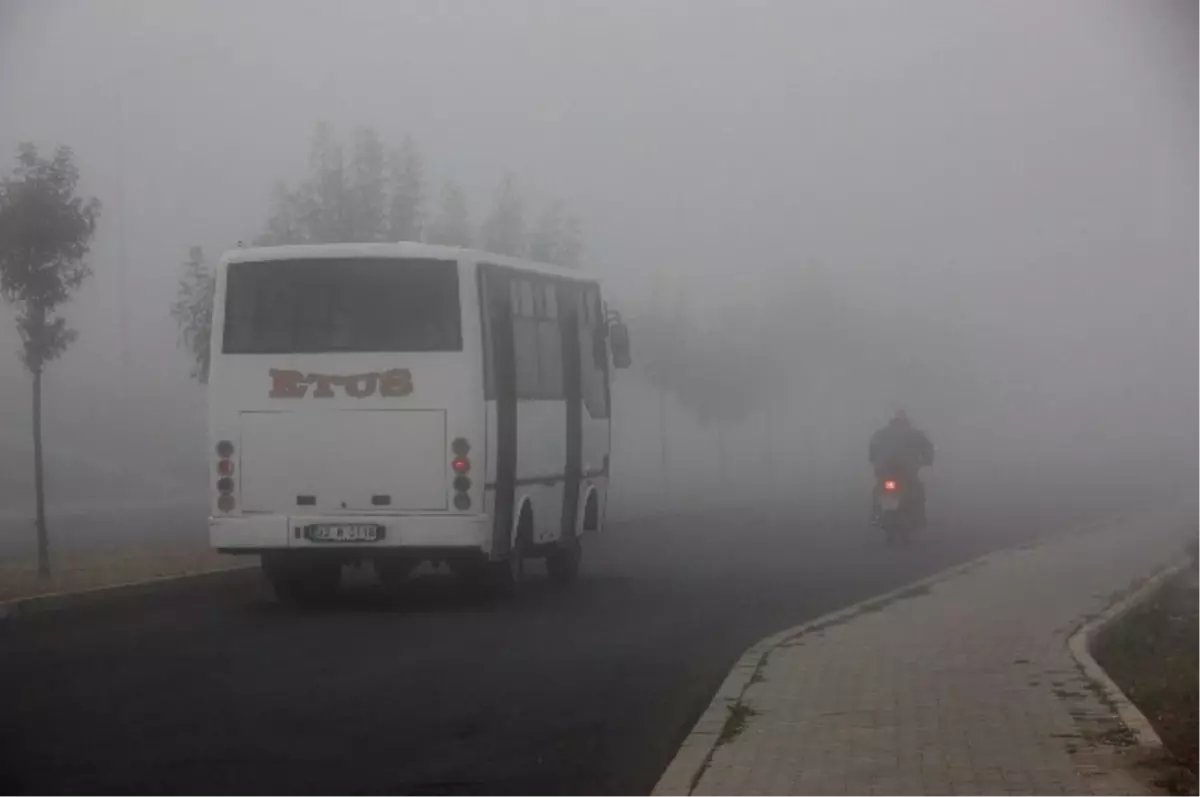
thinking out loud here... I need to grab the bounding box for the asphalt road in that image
[0,478,1177,795]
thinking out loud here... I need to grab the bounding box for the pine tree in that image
[529,198,566,263]
[257,180,305,245]
[481,173,525,257]
[387,135,425,242]
[170,246,215,383]
[428,179,472,247]
[305,120,348,243]
[560,210,583,268]
[347,127,387,242]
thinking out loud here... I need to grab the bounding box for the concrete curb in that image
[0,563,258,621]
[650,541,1025,796]
[1067,556,1193,751]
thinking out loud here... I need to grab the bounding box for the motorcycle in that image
[875,475,920,544]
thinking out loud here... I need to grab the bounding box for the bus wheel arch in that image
[579,487,601,536]
[511,496,534,549]
[549,497,584,585]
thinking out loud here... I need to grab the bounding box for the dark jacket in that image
[869,420,934,472]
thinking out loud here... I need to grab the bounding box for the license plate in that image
[879,494,901,511]
[304,524,385,543]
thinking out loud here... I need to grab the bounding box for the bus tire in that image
[462,508,531,597]
[546,533,581,585]
[375,556,418,592]
[263,554,341,607]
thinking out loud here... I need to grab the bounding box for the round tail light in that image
[451,457,471,475]
[217,459,235,476]
[217,477,235,495]
[216,440,235,458]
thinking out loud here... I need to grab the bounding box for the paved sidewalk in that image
[655,507,1196,796]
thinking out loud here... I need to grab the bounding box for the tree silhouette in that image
[0,143,101,578]
[170,245,214,383]
[387,135,425,242]
[428,179,472,247]
[480,173,525,257]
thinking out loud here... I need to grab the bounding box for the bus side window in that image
[535,278,563,398]
[580,287,609,418]
[482,267,514,401]
[511,279,541,399]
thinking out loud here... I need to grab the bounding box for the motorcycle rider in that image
[869,410,934,526]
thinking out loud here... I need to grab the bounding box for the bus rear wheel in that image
[375,556,418,592]
[263,554,341,606]
[457,528,528,597]
[546,534,582,584]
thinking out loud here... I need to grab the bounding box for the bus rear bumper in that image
[210,513,492,555]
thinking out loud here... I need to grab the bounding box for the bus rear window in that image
[222,258,462,353]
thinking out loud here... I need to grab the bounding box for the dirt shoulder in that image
[1093,542,1198,794]
[0,548,247,603]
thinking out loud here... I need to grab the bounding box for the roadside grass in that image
[1092,546,1198,788]
[0,548,244,602]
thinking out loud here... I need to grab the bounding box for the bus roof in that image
[219,241,599,283]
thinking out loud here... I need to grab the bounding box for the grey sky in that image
[0,0,1194,484]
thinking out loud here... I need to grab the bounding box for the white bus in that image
[207,242,630,602]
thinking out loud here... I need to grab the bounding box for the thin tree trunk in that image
[33,369,50,579]
[658,386,669,501]
[763,402,775,500]
[716,427,729,487]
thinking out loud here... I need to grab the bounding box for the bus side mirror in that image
[609,321,631,369]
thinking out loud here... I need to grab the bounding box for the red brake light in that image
[452,457,471,475]
[883,480,897,491]
[217,459,235,476]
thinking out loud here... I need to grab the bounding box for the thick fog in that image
[0,0,1194,522]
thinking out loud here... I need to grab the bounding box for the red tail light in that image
[883,480,897,491]
[216,440,236,512]
[450,441,472,510]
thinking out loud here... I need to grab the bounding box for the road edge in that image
[649,538,1035,796]
[0,513,676,622]
[0,561,258,621]
[1066,556,1192,751]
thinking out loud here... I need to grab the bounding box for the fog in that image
[0,0,1194,532]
